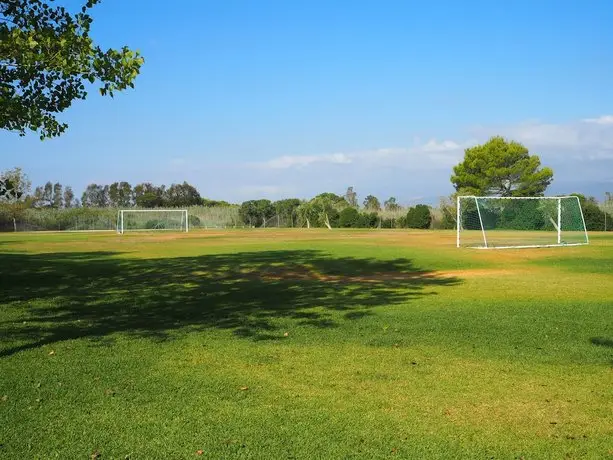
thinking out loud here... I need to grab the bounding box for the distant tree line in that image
[1,166,612,232]
[31,182,77,208]
[16,177,233,210]
[79,181,229,208]
[237,189,432,229]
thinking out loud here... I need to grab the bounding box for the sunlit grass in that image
[0,230,612,459]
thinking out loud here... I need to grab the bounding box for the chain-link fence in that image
[0,206,243,232]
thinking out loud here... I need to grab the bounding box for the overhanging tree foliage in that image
[451,136,553,197]
[1,0,144,139]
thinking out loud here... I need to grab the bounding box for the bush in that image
[582,202,606,231]
[188,215,201,228]
[357,212,379,228]
[339,207,359,228]
[327,209,341,228]
[405,204,432,229]
[239,199,274,227]
[381,217,394,228]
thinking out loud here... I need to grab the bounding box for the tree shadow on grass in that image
[590,337,613,366]
[0,250,460,357]
[590,337,613,348]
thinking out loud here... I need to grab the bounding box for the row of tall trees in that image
[236,187,405,228]
[343,186,401,212]
[237,193,430,229]
[0,168,228,210]
[32,182,76,208]
[0,170,92,209]
[80,181,205,208]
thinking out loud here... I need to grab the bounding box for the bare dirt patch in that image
[235,264,515,283]
[435,268,518,278]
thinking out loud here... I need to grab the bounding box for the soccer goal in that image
[117,209,189,234]
[456,196,588,249]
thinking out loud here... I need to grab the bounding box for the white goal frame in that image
[456,196,589,249]
[117,209,189,234]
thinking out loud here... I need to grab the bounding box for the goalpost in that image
[456,196,588,249]
[117,209,189,234]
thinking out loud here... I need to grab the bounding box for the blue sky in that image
[3,0,613,204]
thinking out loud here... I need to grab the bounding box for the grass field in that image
[1,229,612,459]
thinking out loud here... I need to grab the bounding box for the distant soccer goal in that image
[457,196,588,249]
[117,209,189,234]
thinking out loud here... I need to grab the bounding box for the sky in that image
[2,0,613,205]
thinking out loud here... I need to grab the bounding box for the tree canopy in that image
[451,136,553,197]
[0,167,30,201]
[164,182,202,207]
[0,167,32,231]
[108,182,133,208]
[405,204,432,229]
[1,0,144,139]
[239,199,275,227]
[344,186,357,207]
[363,195,381,211]
[384,197,401,211]
[0,178,19,201]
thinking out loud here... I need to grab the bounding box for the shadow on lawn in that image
[590,337,613,348]
[0,250,459,357]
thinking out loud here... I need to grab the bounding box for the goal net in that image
[117,209,189,234]
[457,196,588,249]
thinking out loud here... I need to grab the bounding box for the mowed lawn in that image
[0,230,612,459]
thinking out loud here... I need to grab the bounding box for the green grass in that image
[1,230,612,459]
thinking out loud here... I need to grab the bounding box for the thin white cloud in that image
[235,185,294,200]
[421,139,461,152]
[238,117,613,201]
[474,115,613,154]
[256,139,467,173]
[266,152,352,169]
[505,122,581,148]
[149,115,613,203]
[582,115,613,125]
